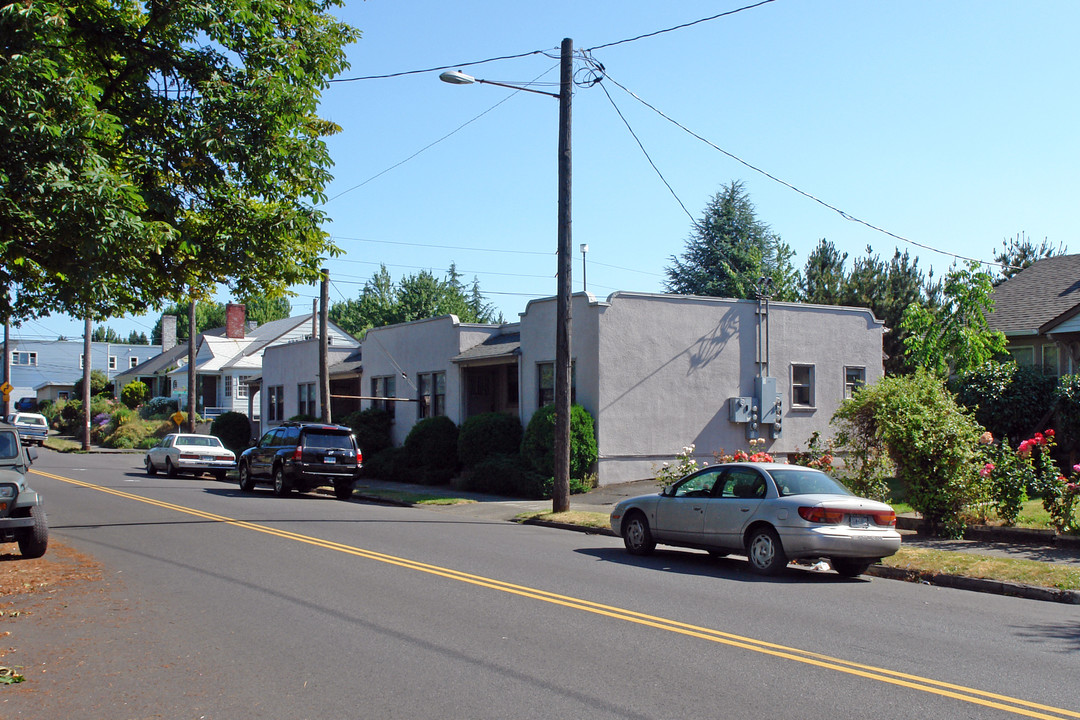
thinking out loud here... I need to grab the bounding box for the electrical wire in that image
[585,0,779,52]
[331,235,552,256]
[591,63,1010,269]
[329,49,553,83]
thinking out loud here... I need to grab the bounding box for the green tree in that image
[841,247,935,375]
[800,239,848,304]
[91,326,123,343]
[665,181,799,301]
[0,1,359,323]
[993,232,1067,285]
[126,331,149,345]
[150,295,291,344]
[73,369,110,399]
[329,264,502,338]
[901,261,1006,377]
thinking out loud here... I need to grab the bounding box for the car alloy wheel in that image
[238,464,255,492]
[273,466,291,497]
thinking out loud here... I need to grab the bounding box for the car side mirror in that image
[26,446,37,464]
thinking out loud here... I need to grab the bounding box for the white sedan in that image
[610,462,901,577]
[145,434,235,481]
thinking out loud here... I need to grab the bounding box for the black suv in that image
[237,422,362,499]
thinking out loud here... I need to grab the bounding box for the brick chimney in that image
[226,303,246,339]
[161,315,177,351]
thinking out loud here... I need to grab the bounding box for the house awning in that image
[452,333,520,364]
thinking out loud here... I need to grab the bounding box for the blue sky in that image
[23,0,1079,342]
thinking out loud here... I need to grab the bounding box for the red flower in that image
[1046,429,1056,438]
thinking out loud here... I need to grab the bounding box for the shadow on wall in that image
[600,313,740,415]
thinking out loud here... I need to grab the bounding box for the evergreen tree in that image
[665,181,799,301]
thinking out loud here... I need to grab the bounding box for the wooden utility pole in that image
[187,300,197,433]
[82,316,91,451]
[319,268,330,423]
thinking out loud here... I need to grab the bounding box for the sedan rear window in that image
[769,469,852,497]
[303,432,354,450]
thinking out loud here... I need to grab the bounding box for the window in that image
[844,367,866,399]
[371,376,396,421]
[791,364,815,408]
[267,385,284,422]
[11,351,37,366]
[108,355,117,370]
[418,371,446,419]
[129,356,139,369]
[1043,345,1060,377]
[1008,346,1034,366]
[537,362,576,407]
[298,382,316,417]
[225,375,232,397]
[237,376,250,399]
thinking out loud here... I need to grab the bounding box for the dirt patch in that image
[0,542,104,605]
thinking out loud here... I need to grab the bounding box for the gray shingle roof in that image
[989,254,1080,334]
[452,332,521,362]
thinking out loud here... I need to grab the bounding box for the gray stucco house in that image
[353,291,884,486]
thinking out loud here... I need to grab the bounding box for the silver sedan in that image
[145,433,236,481]
[610,462,901,577]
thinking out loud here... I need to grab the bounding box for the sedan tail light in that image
[798,507,896,527]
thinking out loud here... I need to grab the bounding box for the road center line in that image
[35,469,1078,720]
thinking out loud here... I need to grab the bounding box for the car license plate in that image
[323,457,336,464]
[848,514,870,528]
[200,456,212,462]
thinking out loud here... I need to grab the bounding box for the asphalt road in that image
[3,450,1079,719]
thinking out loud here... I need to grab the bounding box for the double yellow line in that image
[35,469,1079,720]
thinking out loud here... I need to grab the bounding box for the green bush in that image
[120,381,149,409]
[461,454,549,498]
[361,446,409,482]
[952,361,1056,446]
[140,396,179,419]
[343,408,392,457]
[458,412,523,468]
[210,412,253,454]
[403,416,459,475]
[521,404,597,480]
[833,369,984,537]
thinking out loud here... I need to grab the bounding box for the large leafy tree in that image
[0,1,358,323]
[330,265,502,338]
[665,181,799,301]
[901,261,1006,377]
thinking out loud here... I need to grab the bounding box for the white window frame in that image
[108,355,117,370]
[129,356,139,369]
[11,351,37,366]
[237,376,250,399]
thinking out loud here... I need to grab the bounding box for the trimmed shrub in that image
[361,446,409,482]
[462,454,548,497]
[210,412,253,454]
[121,381,149,409]
[73,369,111,400]
[521,404,597,480]
[344,408,392,457]
[458,412,523,468]
[952,361,1056,446]
[403,416,459,476]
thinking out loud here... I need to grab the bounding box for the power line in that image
[592,64,1009,269]
[585,0,780,51]
[331,235,552,256]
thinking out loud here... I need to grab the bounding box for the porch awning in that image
[452,333,520,363]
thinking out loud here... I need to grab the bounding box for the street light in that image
[580,243,589,292]
[441,39,574,513]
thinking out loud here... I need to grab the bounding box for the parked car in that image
[145,433,236,481]
[238,422,362,500]
[14,397,37,412]
[609,462,901,577]
[9,412,49,447]
[0,422,47,558]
